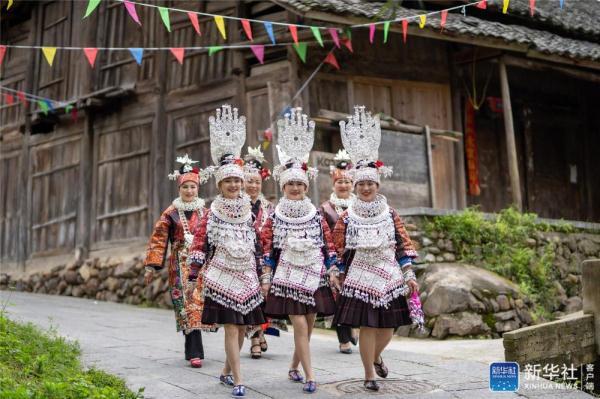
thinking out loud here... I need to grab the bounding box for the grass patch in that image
[0,312,143,399]
[426,207,566,321]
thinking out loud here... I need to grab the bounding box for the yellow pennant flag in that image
[503,0,510,13]
[42,47,57,66]
[214,15,226,39]
[419,15,426,29]
[8,0,14,9]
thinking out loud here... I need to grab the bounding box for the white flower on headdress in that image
[246,146,265,163]
[176,154,199,173]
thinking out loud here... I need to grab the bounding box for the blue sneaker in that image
[303,381,317,394]
[220,374,234,386]
[232,385,246,397]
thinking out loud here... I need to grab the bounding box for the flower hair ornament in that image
[168,154,209,186]
[339,105,393,185]
[329,149,353,182]
[243,146,271,181]
[206,105,247,185]
[273,107,318,189]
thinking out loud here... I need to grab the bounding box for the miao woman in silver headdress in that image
[260,108,340,394]
[189,105,265,398]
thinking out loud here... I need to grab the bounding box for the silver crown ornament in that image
[209,104,246,165]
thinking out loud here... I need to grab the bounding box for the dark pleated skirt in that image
[333,294,412,329]
[202,297,266,325]
[264,286,336,317]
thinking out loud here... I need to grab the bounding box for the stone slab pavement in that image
[0,291,592,399]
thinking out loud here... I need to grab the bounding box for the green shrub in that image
[426,207,564,321]
[0,313,144,399]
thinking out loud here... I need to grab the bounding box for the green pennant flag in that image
[158,7,171,32]
[83,0,102,19]
[383,21,390,43]
[208,46,223,56]
[310,27,324,47]
[345,28,352,40]
[65,104,73,113]
[293,42,308,63]
[39,100,49,115]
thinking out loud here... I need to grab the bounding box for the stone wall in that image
[2,212,600,340]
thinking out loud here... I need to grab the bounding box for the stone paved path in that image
[1,291,592,398]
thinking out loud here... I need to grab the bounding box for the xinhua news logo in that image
[490,362,519,392]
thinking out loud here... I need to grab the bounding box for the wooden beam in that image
[501,55,600,84]
[424,126,437,209]
[499,57,523,211]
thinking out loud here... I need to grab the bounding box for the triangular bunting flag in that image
[8,0,13,10]
[311,27,324,47]
[17,91,27,104]
[83,48,98,67]
[402,19,408,43]
[188,12,201,35]
[0,46,6,67]
[71,107,78,122]
[328,28,340,48]
[560,0,564,9]
[369,24,375,44]
[477,0,487,9]
[45,99,54,111]
[264,22,276,44]
[83,0,101,18]
[345,28,352,40]
[241,19,253,41]
[250,44,265,64]
[342,38,353,53]
[440,10,448,31]
[324,52,340,70]
[383,21,390,43]
[42,47,57,66]
[214,16,226,39]
[65,104,72,113]
[123,1,141,25]
[419,15,426,29]
[289,25,299,45]
[170,48,184,64]
[158,7,171,32]
[208,46,223,56]
[5,94,14,105]
[293,42,307,63]
[529,0,535,16]
[128,48,143,65]
[503,0,510,14]
[38,100,49,115]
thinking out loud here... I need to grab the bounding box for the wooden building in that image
[1,0,599,271]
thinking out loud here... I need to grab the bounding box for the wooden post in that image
[424,126,437,208]
[448,52,467,209]
[499,57,523,211]
[76,112,94,257]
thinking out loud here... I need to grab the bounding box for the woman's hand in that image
[144,270,154,285]
[329,275,341,292]
[407,279,419,294]
[261,283,271,298]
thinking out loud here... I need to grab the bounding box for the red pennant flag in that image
[17,91,27,105]
[71,107,78,122]
[289,25,299,45]
[0,46,6,67]
[83,48,98,67]
[402,19,408,43]
[477,0,487,9]
[170,48,185,64]
[328,28,340,48]
[5,93,15,105]
[441,10,448,31]
[324,52,340,70]
[369,24,375,44]
[341,38,353,53]
[188,12,201,35]
[250,44,265,64]
[529,0,535,16]
[241,19,253,41]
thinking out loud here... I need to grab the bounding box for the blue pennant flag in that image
[263,22,276,44]
[44,99,54,111]
[129,48,144,65]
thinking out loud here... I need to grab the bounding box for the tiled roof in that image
[276,0,600,63]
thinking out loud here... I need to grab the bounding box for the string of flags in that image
[0,86,79,121]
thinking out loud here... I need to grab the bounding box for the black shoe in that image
[364,380,380,391]
[374,357,388,378]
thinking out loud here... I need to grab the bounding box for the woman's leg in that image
[359,327,377,380]
[223,324,244,385]
[184,330,204,360]
[374,328,394,362]
[289,314,316,382]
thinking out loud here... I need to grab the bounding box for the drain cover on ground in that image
[332,378,437,395]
